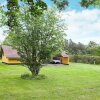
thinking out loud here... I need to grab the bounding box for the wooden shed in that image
[0,45,21,64]
[53,52,69,65]
[60,52,69,65]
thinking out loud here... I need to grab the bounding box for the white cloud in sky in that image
[60,9,100,44]
[0,9,100,45]
[0,31,5,42]
[0,27,8,43]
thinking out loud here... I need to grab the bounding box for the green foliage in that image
[86,41,100,56]
[2,0,48,29]
[64,39,86,55]
[7,0,19,29]
[21,73,31,79]
[80,0,100,8]
[70,55,100,64]
[64,39,100,57]
[2,0,68,29]
[21,73,46,80]
[64,40,100,64]
[5,8,65,76]
[21,0,47,16]
[1,0,100,29]
[33,74,46,80]
[1,0,66,76]
[87,47,100,56]
[51,0,69,10]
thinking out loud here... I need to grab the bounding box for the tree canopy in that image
[80,0,100,8]
[5,0,68,29]
[0,0,66,77]
[3,0,99,29]
[3,8,65,76]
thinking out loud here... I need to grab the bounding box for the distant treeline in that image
[70,55,100,64]
[64,39,100,64]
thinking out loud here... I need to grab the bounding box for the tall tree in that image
[77,42,86,55]
[86,41,100,56]
[68,39,78,55]
[64,39,86,55]
[88,41,98,48]
[6,9,65,76]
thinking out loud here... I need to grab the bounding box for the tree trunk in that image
[29,65,40,77]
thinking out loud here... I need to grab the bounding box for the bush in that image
[21,73,46,80]
[70,55,100,64]
[21,73,31,79]
[34,75,46,80]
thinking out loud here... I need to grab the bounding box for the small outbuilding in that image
[0,45,21,64]
[52,52,69,65]
[60,52,69,65]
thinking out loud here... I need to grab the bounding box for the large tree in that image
[0,0,66,77]
[5,8,65,76]
[64,39,87,55]
[86,41,100,56]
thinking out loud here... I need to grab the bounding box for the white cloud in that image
[0,27,7,43]
[0,9,100,44]
[60,9,100,44]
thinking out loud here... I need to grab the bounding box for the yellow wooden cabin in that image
[0,45,21,64]
[60,52,69,65]
[53,52,69,65]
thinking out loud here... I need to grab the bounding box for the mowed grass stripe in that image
[0,62,100,100]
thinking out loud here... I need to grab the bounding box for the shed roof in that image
[61,52,69,57]
[1,45,20,59]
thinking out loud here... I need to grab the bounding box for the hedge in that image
[70,55,100,64]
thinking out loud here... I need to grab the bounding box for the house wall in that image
[2,55,21,64]
[2,55,8,63]
[61,57,69,64]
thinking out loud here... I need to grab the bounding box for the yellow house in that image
[0,45,21,64]
[60,52,69,65]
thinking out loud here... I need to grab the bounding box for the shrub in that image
[70,55,100,64]
[21,73,46,80]
[21,73,31,79]
[34,75,46,80]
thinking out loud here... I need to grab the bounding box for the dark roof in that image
[1,45,20,59]
[55,52,69,58]
[61,52,69,57]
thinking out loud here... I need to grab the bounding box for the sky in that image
[44,0,100,44]
[63,0,100,44]
[0,0,100,44]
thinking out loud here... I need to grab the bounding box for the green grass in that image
[0,62,100,100]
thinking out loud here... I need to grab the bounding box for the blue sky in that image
[44,0,100,44]
[44,0,93,11]
[0,0,100,44]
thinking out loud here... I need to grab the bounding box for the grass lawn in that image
[0,62,100,100]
